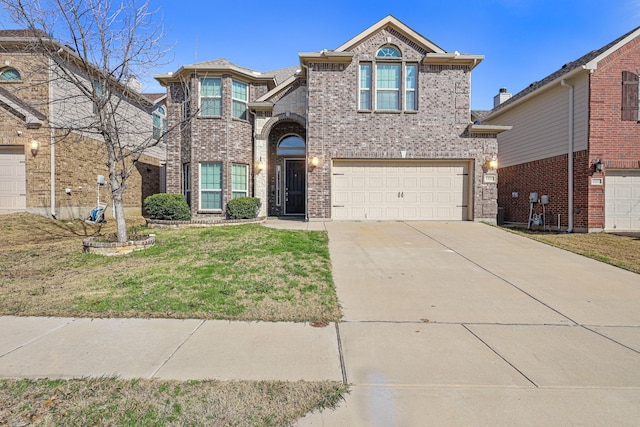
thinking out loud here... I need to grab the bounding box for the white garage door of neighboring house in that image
[605,170,640,231]
[332,160,470,221]
[0,146,27,214]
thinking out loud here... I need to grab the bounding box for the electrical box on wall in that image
[529,192,538,203]
[540,195,549,205]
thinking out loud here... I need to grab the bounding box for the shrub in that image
[226,197,261,219]
[144,193,191,220]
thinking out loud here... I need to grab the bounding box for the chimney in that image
[493,87,512,108]
[125,75,142,93]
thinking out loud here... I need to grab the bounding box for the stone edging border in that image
[82,234,156,256]
[146,217,266,229]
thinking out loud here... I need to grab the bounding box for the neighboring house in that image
[154,16,509,222]
[0,30,166,219]
[485,27,640,232]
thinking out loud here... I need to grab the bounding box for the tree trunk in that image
[108,160,128,243]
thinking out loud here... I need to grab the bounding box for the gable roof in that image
[335,15,445,54]
[0,86,46,127]
[487,25,640,119]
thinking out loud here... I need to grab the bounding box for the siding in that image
[490,73,589,168]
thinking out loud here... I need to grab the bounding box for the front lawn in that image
[0,213,341,322]
[0,378,347,426]
[506,228,640,274]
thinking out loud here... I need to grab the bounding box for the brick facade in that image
[0,42,163,219]
[158,17,502,222]
[494,31,640,231]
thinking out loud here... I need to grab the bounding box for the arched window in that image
[376,46,401,58]
[359,45,417,111]
[0,68,21,81]
[277,135,305,156]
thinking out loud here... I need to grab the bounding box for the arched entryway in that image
[267,121,307,216]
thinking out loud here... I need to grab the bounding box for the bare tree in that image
[1,0,171,242]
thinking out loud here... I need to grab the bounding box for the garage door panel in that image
[0,146,27,213]
[605,171,640,231]
[332,160,469,221]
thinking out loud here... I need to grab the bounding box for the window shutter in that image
[621,71,639,121]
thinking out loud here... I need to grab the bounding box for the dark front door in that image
[285,159,305,214]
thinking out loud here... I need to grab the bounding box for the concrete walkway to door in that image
[298,221,640,426]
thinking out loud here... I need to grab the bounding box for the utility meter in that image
[529,192,539,203]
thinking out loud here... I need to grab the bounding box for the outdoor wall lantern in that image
[486,157,498,171]
[309,156,320,168]
[30,139,40,156]
[593,159,604,173]
[256,158,265,173]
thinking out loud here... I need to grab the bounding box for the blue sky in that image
[3,0,640,110]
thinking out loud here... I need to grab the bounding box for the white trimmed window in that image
[200,78,222,116]
[153,106,167,140]
[359,63,371,110]
[0,67,20,81]
[199,162,222,210]
[232,163,248,198]
[405,64,417,111]
[232,80,248,120]
[358,45,418,112]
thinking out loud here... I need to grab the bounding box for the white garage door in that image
[0,146,27,214]
[332,160,470,221]
[605,170,640,231]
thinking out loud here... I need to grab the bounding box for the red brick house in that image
[0,30,166,219]
[155,16,509,222]
[485,26,640,232]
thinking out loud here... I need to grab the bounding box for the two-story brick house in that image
[0,30,166,219]
[485,26,640,232]
[155,16,509,222]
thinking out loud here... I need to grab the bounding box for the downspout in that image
[249,108,258,199]
[560,79,574,232]
[49,60,57,219]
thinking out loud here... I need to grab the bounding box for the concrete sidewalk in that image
[2,220,640,426]
[0,317,342,382]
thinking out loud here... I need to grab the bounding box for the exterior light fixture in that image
[309,156,320,168]
[30,139,40,156]
[256,158,265,173]
[593,159,604,173]
[484,157,497,171]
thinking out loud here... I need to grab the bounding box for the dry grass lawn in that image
[0,378,347,426]
[0,213,341,322]
[507,228,640,274]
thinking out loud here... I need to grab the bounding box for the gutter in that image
[560,79,574,232]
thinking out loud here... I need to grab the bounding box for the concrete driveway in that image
[299,221,640,426]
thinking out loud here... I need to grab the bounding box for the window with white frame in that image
[200,78,222,116]
[359,64,371,110]
[0,67,20,81]
[199,162,222,210]
[93,79,104,114]
[231,163,248,198]
[153,106,167,140]
[232,80,248,120]
[358,45,418,112]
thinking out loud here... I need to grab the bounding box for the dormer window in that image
[359,45,418,112]
[0,67,20,81]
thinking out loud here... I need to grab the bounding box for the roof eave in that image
[468,124,512,134]
[485,65,591,120]
[299,51,354,65]
[335,15,445,54]
[424,53,484,70]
